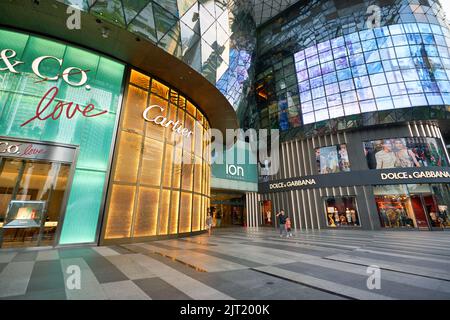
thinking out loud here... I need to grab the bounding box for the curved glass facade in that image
[56,0,256,109]
[103,69,211,241]
[251,0,450,137]
[295,23,450,125]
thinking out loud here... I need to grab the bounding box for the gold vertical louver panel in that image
[133,187,159,237]
[103,69,211,242]
[105,185,136,239]
[113,131,142,183]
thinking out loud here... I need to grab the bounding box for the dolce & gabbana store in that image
[0,26,232,248]
[259,124,450,232]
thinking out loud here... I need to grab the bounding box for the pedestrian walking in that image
[206,213,213,236]
[285,217,293,237]
[276,210,287,237]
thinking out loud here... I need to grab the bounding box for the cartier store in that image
[100,69,211,244]
[0,27,217,248]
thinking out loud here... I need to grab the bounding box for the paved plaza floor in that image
[0,227,450,300]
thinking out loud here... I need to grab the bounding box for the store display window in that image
[374,184,450,230]
[325,196,360,227]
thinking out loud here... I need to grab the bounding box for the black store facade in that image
[259,123,450,231]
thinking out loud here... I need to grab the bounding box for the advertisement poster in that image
[316,144,350,174]
[364,137,449,169]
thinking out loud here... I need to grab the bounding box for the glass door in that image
[0,158,71,248]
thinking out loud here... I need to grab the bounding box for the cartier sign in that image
[143,105,193,137]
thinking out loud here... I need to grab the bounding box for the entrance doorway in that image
[0,139,76,248]
[374,184,447,230]
[210,191,245,227]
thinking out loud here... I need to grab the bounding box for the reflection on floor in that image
[1,228,450,299]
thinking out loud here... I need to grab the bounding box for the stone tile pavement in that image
[1,227,450,300]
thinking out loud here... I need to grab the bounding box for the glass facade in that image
[0,28,125,245]
[56,0,257,110]
[250,0,450,139]
[374,184,450,229]
[295,23,450,125]
[103,69,211,241]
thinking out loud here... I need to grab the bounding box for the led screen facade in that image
[294,23,450,124]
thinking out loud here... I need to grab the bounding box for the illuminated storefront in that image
[101,69,211,244]
[0,28,125,247]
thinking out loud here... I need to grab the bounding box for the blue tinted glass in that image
[365,50,381,63]
[392,95,411,108]
[319,50,333,63]
[426,93,443,104]
[398,58,414,69]
[431,24,443,35]
[299,80,310,92]
[438,80,450,92]
[367,62,383,74]
[402,69,419,81]
[318,40,331,52]
[392,34,408,46]
[331,36,345,48]
[405,81,423,93]
[354,75,370,88]
[339,79,354,91]
[403,23,419,33]
[425,45,439,56]
[376,97,394,110]
[410,93,428,106]
[370,73,387,85]
[349,53,365,66]
[325,83,340,95]
[395,46,411,58]
[305,45,318,57]
[309,65,322,78]
[297,70,309,81]
[418,23,432,33]
[342,90,358,103]
[333,46,347,59]
[353,65,368,76]
[360,29,375,40]
[407,33,422,44]
[310,76,324,88]
[422,34,435,44]
[300,90,312,101]
[306,54,319,67]
[337,68,352,81]
[312,86,325,98]
[434,69,447,80]
[321,61,335,74]
[374,26,389,38]
[373,85,391,97]
[389,24,403,35]
[335,57,349,69]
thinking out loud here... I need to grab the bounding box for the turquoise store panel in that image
[0,28,125,244]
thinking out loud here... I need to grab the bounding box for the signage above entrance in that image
[142,105,193,137]
[259,167,450,193]
[0,49,88,86]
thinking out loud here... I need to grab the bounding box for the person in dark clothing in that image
[216,210,222,227]
[276,210,287,237]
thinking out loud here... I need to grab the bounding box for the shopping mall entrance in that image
[0,139,76,248]
[374,184,450,230]
[210,191,245,227]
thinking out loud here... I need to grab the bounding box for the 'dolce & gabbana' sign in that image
[381,170,450,180]
[0,48,108,127]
